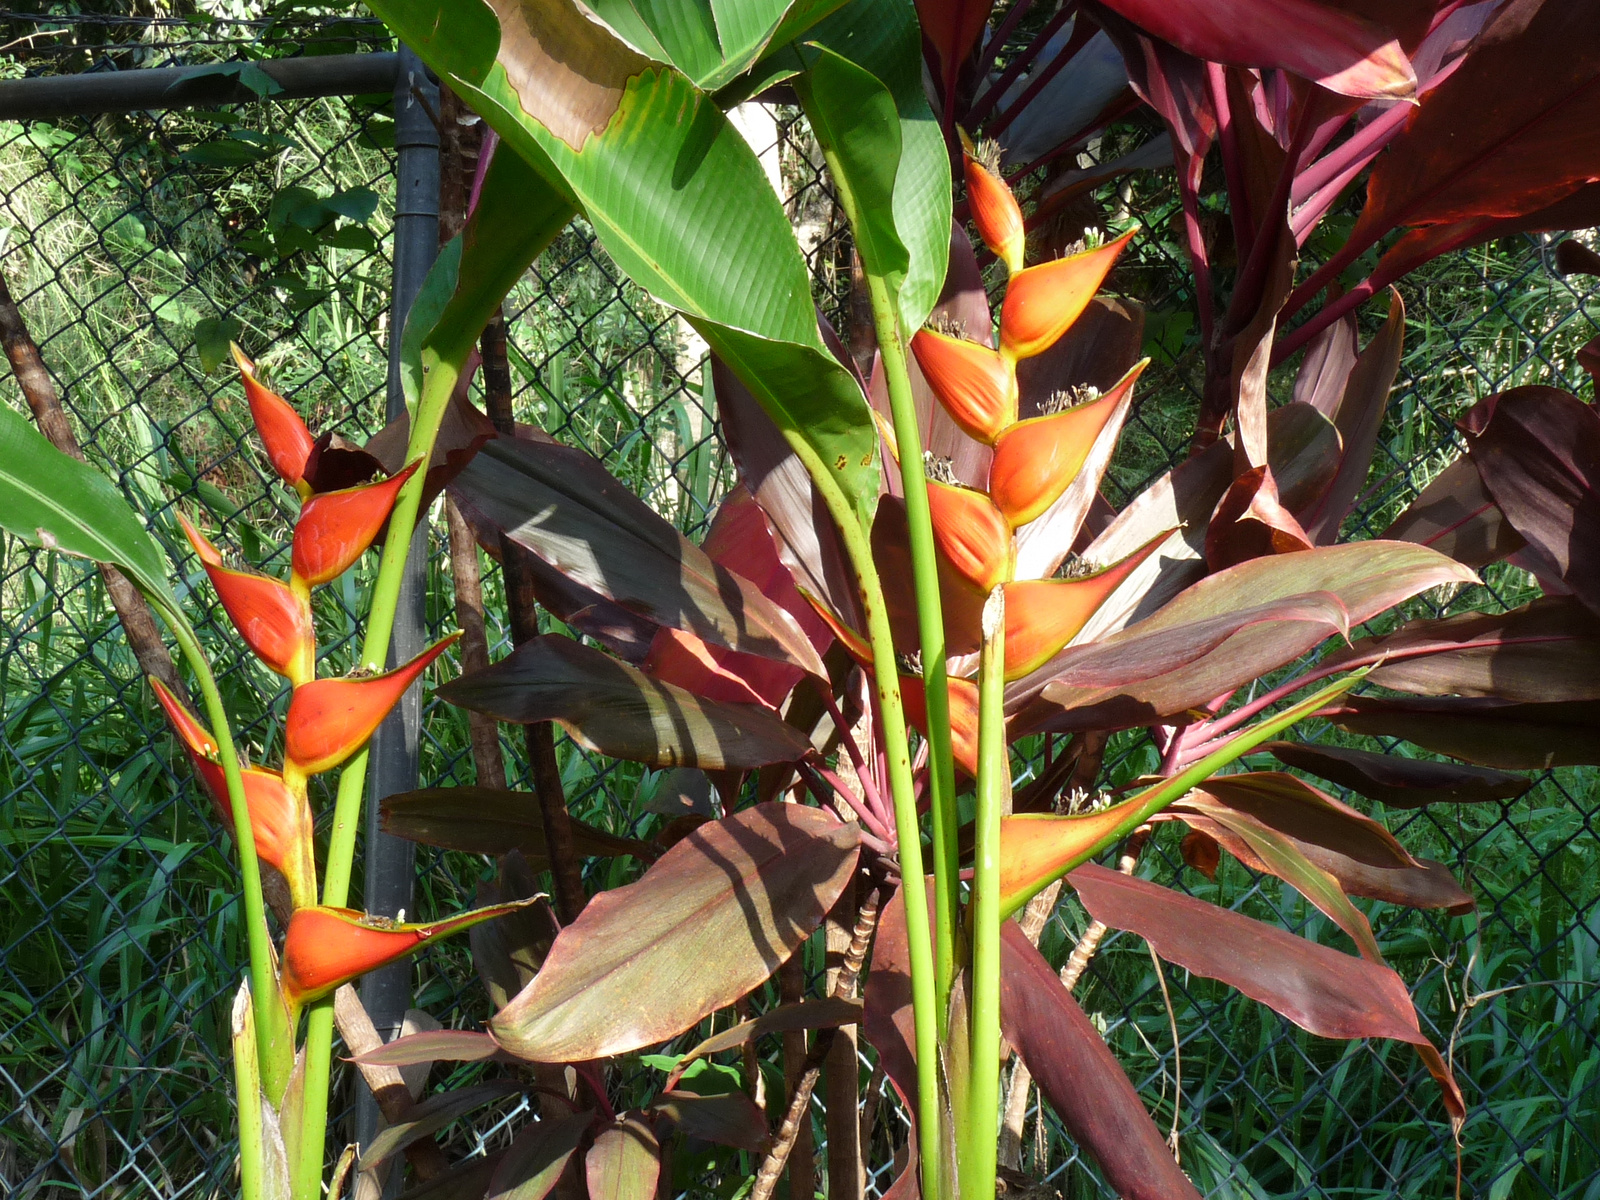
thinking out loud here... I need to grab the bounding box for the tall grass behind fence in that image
[1,9,1598,1199]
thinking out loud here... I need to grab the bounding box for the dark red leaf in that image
[861,883,920,1118]
[485,1110,593,1200]
[1329,596,1600,702]
[1094,0,1417,98]
[1174,773,1475,913]
[1205,464,1315,570]
[439,636,812,771]
[1069,863,1430,1042]
[1381,455,1524,568]
[650,1090,767,1150]
[1181,828,1221,879]
[489,803,858,1062]
[1265,739,1531,807]
[999,922,1201,1200]
[586,1114,660,1200]
[381,786,652,864]
[1459,385,1600,614]
[1325,695,1600,768]
[451,433,825,676]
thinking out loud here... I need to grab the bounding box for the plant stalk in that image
[161,602,292,1100]
[962,588,1006,1200]
[776,430,945,1200]
[862,271,963,1032]
[294,339,471,1200]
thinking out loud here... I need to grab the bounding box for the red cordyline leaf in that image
[989,358,1147,527]
[152,679,316,907]
[1205,464,1314,570]
[280,899,538,1009]
[1095,0,1417,99]
[917,0,990,101]
[285,632,461,775]
[1000,229,1136,360]
[292,460,421,586]
[177,513,314,684]
[232,344,314,492]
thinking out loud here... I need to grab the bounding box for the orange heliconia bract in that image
[911,328,1018,444]
[279,900,536,1009]
[232,343,315,492]
[1001,536,1166,679]
[152,679,317,907]
[178,513,314,683]
[291,460,420,586]
[964,152,1026,275]
[284,632,462,775]
[927,480,1014,594]
[999,228,1137,360]
[988,360,1148,527]
[902,671,981,777]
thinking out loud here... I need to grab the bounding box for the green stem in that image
[292,341,471,1200]
[862,271,962,1029]
[159,601,293,1101]
[963,589,1005,1200]
[780,430,945,1200]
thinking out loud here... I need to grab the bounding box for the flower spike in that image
[999,228,1137,361]
[178,513,314,684]
[988,359,1148,528]
[963,138,1026,275]
[284,632,462,776]
[152,680,317,908]
[1001,535,1167,679]
[232,344,315,495]
[291,460,421,587]
[911,328,1018,444]
[280,899,541,1011]
[927,480,1014,594]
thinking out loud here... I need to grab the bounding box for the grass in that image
[1,14,1599,1200]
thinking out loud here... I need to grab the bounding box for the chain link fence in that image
[0,9,1597,1199]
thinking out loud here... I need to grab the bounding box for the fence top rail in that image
[0,51,398,121]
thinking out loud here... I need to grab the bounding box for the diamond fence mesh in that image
[0,10,1596,1200]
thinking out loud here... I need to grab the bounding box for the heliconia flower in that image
[901,671,980,777]
[1001,536,1167,679]
[232,344,315,493]
[927,479,1014,593]
[999,798,1145,918]
[291,461,420,587]
[284,632,462,776]
[279,899,539,1010]
[177,513,314,684]
[910,328,1018,444]
[999,228,1137,361]
[964,145,1026,275]
[152,680,317,908]
[988,360,1148,527]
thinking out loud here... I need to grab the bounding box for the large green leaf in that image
[400,144,574,403]
[368,0,880,525]
[489,802,858,1061]
[799,0,950,329]
[0,402,174,606]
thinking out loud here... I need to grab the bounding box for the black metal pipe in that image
[0,51,397,120]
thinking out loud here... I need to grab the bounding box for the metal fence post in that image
[356,41,439,1169]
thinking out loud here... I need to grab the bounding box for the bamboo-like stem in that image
[962,588,1006,1200]
[862,270,962,1034]
[161,602,292,1099]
